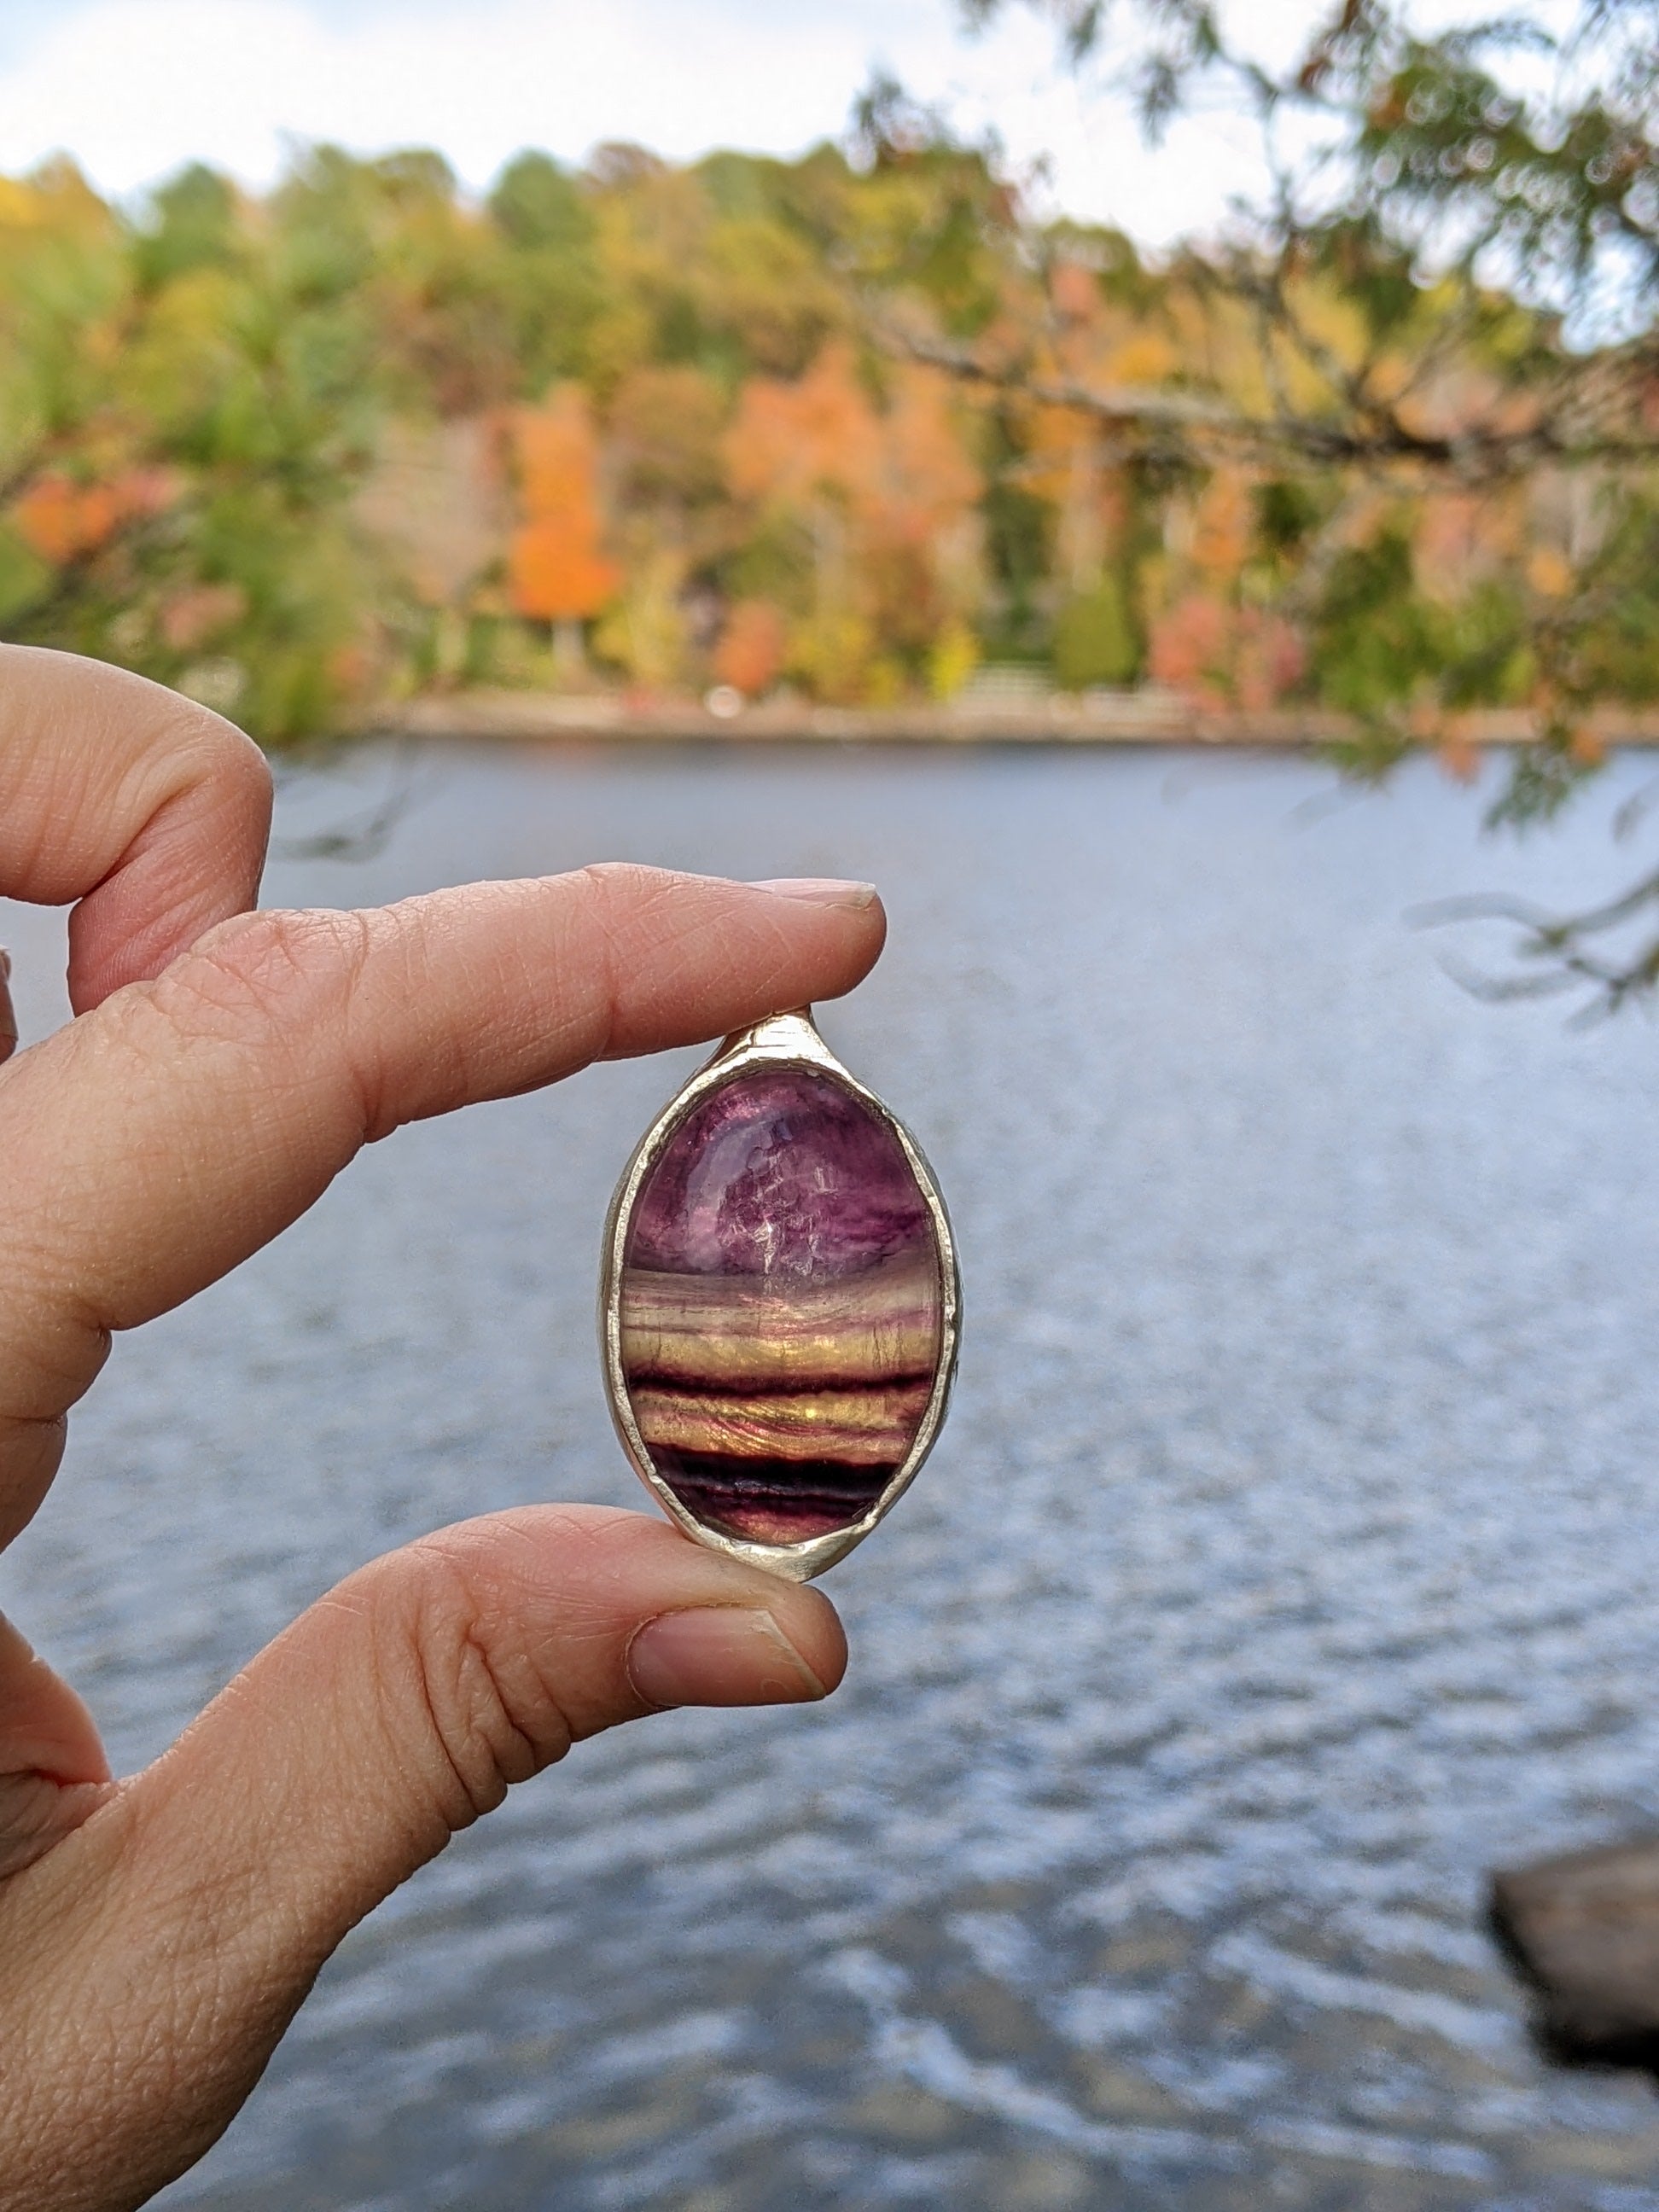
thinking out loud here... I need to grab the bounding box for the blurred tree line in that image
[0,131,1015,740]
[1,0,1656,874]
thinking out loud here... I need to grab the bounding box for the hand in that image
[0,648,883,2212]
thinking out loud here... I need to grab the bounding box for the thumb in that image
[0,1507,843,2212]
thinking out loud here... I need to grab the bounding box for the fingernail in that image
[748,877,877,911]
[627,1607,830,1708]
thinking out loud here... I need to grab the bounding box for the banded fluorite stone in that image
[618,1065,945,1546]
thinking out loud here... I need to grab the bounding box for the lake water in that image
[7,742,1659,2210]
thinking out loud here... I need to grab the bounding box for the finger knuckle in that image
[165,698,273,813]
[395,1541,573,1831]
[105,677,273,848]
[146,908,375,1045]
[573,859,673,909]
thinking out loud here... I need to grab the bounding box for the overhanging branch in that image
[888,325,1659,478]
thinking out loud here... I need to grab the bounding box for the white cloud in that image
[0,0,1563,245]
[0,0,1326,244]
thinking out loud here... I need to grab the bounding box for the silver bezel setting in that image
[599,1009,961,1581]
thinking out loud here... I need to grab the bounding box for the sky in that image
[0,0,1574,246]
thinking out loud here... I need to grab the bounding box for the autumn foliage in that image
[14,469,172,564]
[0,120,1656,748]
[507,391,620,625]
[713,600,787,697]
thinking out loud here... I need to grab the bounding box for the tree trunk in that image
[552,618,585,685]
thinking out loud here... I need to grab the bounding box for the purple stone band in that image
[619,1066,945,1545]
[625,1064,934,1278]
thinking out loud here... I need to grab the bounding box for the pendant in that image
[600,1010,960,1580]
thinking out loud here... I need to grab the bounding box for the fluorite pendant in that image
[600,1010,960,1580]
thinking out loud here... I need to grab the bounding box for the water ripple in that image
[6,745,1659,2208]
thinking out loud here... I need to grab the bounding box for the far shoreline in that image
[362,689,1659,750]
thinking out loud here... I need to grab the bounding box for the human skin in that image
[0,646,885,2211]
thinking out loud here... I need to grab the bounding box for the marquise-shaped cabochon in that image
[618,1065,946,1545]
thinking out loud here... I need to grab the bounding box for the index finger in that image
[0,866,886,1548]
[0,648,272,1011]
